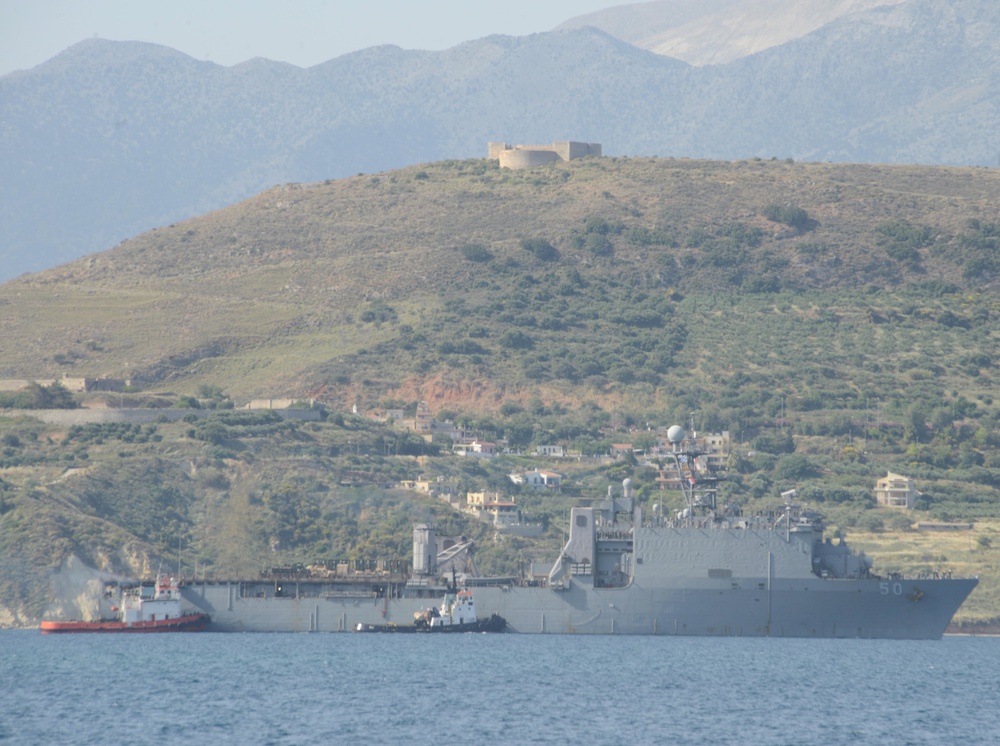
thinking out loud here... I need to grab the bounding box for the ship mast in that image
[664,425,720,521]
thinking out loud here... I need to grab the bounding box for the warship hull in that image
[181,459,978,640]
[181,577,974,639]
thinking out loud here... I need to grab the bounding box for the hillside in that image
[0,158,1000,409]
[3,0,1000,280]
[3,156,1000,405]
[2,155,1000,627]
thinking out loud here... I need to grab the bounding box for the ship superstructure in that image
[42,575,208,633]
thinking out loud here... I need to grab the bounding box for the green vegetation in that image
[3,156,1000,626]
[0,382,76,410]
[762,203,811,231]
[459,243,493,263]
[519,237,559,261]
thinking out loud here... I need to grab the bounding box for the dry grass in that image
[2,158,999,403]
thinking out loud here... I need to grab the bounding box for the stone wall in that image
[0,376,127,393]
[488,140,602,169]
[500,149,561,169]
[2,408,321,426]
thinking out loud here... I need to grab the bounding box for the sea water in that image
[1,630,998,745]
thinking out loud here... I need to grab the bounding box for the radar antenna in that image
[664,426,720,521]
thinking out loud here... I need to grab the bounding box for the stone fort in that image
[488,140,602,169]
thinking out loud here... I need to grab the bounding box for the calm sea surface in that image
[1,630,998,745]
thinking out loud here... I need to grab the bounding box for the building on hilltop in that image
[535,444,565,458]
[875,472,919,509]
[414,401,433,433]
[398,475,460,507]
[509,469,562,491]
[488,141,601,169]
[465,492,544,537]
[610,443,635,459]
[453,440,497,457]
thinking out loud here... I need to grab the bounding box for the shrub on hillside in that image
[499,330,534,350]
[519,238,559,261]
[460,243,493,262]
[0,382,77,410]
[762,203,811,231]
[752,431,795,454]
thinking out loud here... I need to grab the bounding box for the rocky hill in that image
[3,155,1000,406]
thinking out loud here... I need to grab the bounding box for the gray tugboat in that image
[183,426,977,638]
[354,580,506,633]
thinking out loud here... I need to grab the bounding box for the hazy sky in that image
[0,0,635,76]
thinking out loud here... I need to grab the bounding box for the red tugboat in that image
[40,575,209,634]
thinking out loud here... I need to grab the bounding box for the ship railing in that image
[872,570,955,581]
[648,516,790,531]
[321,591,378,599]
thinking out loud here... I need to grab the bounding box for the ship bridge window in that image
[576,515,588,527]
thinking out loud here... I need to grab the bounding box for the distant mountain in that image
[2,0,999,281]
[557,0,908,65]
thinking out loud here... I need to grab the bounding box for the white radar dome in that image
[667,425,685,443]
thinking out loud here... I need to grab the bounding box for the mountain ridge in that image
[558,0,909,65]
[2,0,999,281]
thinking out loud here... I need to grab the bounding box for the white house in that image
[453,440,497,457]
[509,469,562,490]
[535,444,565,458]
[875,472,919,509]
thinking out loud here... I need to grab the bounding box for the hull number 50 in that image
[880,582,903,596]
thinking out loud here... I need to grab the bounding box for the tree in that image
[903,405,929,444]
[500,330,534,350]
[585,233,614,257]
[752,431,795,454]
[762,204,811,231]
[774,454,816,481]
[519,238,559,261]
[460,243,492,262]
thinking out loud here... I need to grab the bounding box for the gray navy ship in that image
[182,426,977,638]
